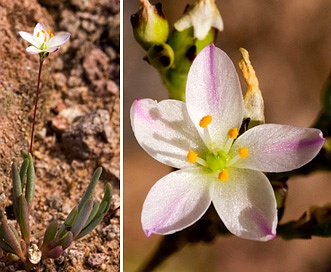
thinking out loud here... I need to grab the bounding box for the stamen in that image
[50,33,54,38]
[187,150,208,167]
[187,149,198,163]
[228,147,249,166]
[44,36,47,43]
[224,127,239,153]
[47,29,51,35]
[228,128,239,139]
[218,169,229,182]
[199,115,212,128]
[37,32,40,37]
[41,29,45,34]
[239,147,249,158]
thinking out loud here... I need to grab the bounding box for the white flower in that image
[19,23,70,55]
[174,0,223,40]
[130,44,325,241]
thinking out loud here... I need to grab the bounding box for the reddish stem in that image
[29,58,44,154]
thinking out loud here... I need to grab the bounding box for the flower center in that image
[187,115,249,182]
[205,150,229,171]
[37,28,54,49]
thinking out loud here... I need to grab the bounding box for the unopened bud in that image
[239,48,265,126]
[131,0,169,51]
[146,43,174,70]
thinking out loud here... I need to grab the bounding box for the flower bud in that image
[131,0,169,51]
[146,43,174,70]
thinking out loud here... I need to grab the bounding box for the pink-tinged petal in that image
[26,46,43,54]
[141,168,212,236]
[18,31,40,48]
[186,44,244,149]
[212,168,277,241]
[231,124,325,172]
[47,32,71,48]
[46,46,60,53]
[131,98,207,169]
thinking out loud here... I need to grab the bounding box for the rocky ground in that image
[0,0,120,271]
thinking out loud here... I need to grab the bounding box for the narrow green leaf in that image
[19,158,29,190]
[17,195,30,243]
[0,225,15,253]
[99,184,112,215]
[71,198,94,238]
[58,231,73,250]
[46,245,63,259]
[84,201,100,227]
[25,153,36,206]
[11,163,22,220]
[0,211,24,259]
[75,213,104,240]
[57,207,78,239]
[95,201,108,218]
[78,167,102,211]
[41,221,58,250]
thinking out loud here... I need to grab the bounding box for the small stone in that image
[87,253,106,268]
[62,109,114,160]
[51,115,69,133]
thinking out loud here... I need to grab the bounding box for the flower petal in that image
[47,32,71,48]
[174,0,223,40]
[231,124,325,172]
[131,98,207,168]
[33,22,47,36]
[141,168,212,236]
[212,168,277,241]
[26,46,43,54]
[18,31,40,48]
[46,46,60,53]
[186,44,244,149]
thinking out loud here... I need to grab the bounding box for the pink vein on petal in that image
[252,208,276,239]
[207,44,220,106]
[271,132,325,152]
[144,196,185,237]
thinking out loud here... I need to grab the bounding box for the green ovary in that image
[40,43,47,50]
[205,150,229,171]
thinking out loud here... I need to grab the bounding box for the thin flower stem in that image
[29,58,44,154]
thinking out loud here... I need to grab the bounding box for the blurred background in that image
[124,0,331,271]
